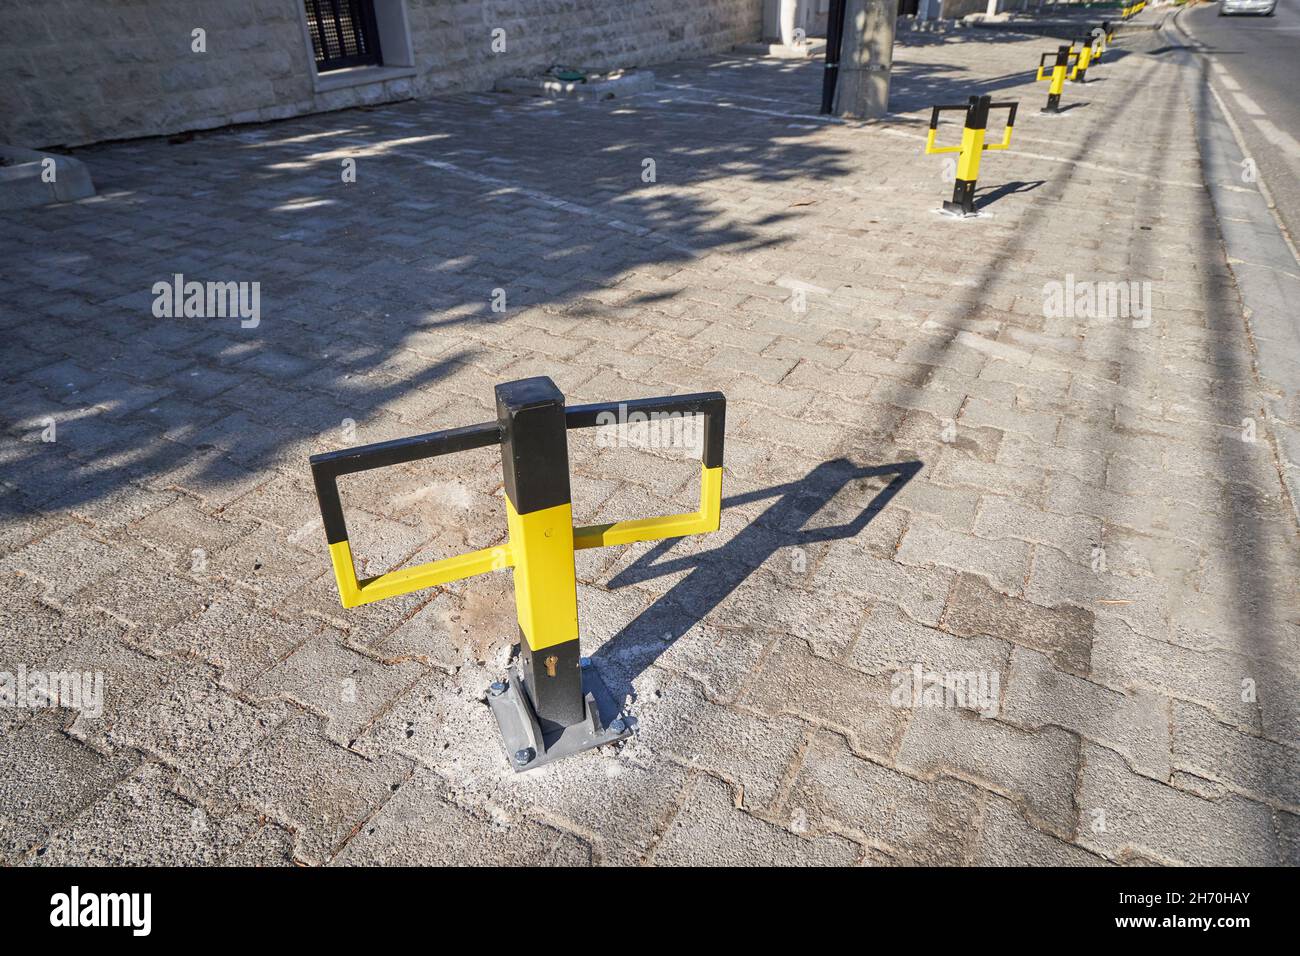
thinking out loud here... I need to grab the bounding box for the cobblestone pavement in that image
[3,20,1298,866]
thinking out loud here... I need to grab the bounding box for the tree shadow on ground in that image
[0,59,865,523]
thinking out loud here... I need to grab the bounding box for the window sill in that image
[313,64,416,94]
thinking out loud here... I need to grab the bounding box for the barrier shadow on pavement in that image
[592,457,922,706]
[974,178,1046,208]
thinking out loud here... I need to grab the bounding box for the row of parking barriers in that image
[923,17,1117,216]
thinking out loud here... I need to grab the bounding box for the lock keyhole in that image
[544,655,558,677]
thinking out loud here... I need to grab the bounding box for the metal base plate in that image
[487,661,634,772]
[941,200,979,218]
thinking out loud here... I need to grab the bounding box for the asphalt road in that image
[1180,0,1300,241]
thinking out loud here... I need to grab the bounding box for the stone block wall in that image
[2,0,762,148]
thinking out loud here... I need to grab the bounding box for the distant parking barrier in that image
[1069,35,1098,82]
[924,94,1018,217]
[1036,45,1074,113]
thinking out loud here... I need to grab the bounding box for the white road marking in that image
[1232,92,1265,117]
[1204,83,1300,268]
[1251,118,1300,161]
[658,93,843,124]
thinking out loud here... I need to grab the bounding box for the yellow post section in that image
[574,464,723,551]
[955,125,984,181]
[506,499,579,651]
[1050,65,1067,96]
[1071,44,1092,79]
[329,539,511,609]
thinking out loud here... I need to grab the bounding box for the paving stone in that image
[895,705,1081,836]
[28,763,260,866]
[1275,809,1300,866]
[0,524,138,604]
[742,637,909,761]
[1089,616,1263,732]
[220,823,299,866]
[209,522,346,607]
[0,574,124,671]
[490,751,693,865]
[111,665,288,790]
[585,582,770,707]
[931,451,1047,504]
[149,448,269,510]
[972,796,1109,867]
[150,592,320,691]
[218,712,412,865]
[626,669,805,812]
[654,772,859,866]
[696,569,870,660]
[788,731,982,864]
[71,550,216,636]
[0,713,139,863]
[1026,544,1175,642]
[974,494,1102,564]
[896,519,1032,597]
[334,767,591,865]
[36,629,183,753]
[849,601,1011,684]
[247,633,425,745]
[128,497,256,567]
[1003,646,1171,780]
[1170,700,1300,810]
[959,397,1060,444]
[365,588,465,667]
[285,567,439,640]
[943,570,1094,677]
[45,480,180,536]
[1078,742,1281,866]
[810,550,955,627]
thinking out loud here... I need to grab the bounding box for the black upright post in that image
[495,377,585,732]
[821,0,848,114]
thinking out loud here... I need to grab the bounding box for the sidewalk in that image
[2,21,1298,865]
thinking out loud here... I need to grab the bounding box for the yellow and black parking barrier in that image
[1087,27,1106,65]
[1036,45,1074,114]
[1069,36,1097,83]
[309,376,726,771]
[924,94,1018,217]
[1096,21,1115,58]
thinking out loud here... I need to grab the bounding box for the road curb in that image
[1168,6,1300,527]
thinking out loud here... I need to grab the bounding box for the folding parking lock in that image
[1094,23,1113,60]
[924,94,1018,217]
[1069,36,1098,83]
[1036,46,1074,114]
[309,377,726,771]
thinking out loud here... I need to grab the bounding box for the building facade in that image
[2,0,765,148]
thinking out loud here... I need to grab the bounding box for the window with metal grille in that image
[304,0,383,72]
